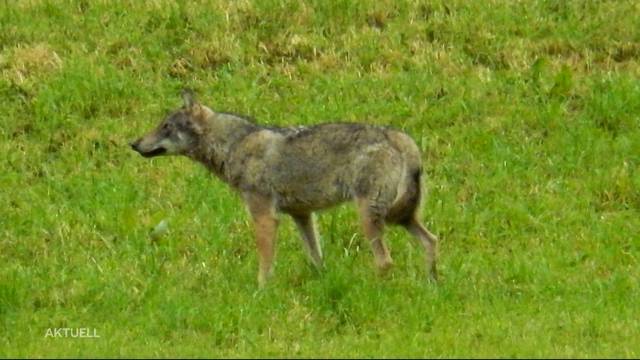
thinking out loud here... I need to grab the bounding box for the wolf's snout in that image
[129,140,141,152]
[129,137,167,158]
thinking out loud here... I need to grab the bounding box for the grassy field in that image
[1,0,639,357]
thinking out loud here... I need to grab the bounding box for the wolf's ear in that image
[181,88,198,109]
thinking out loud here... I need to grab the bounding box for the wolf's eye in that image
[162,123,170,131]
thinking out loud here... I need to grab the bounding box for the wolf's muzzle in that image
[129,140,167,158]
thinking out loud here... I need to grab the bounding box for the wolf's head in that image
[130,89,207,158]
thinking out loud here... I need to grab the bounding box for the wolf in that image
[130,90,438,287]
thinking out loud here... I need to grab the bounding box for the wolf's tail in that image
[407,167,423,220]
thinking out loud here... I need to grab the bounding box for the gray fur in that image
[130,91,438,286]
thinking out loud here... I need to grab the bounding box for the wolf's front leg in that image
[244,192,279,288]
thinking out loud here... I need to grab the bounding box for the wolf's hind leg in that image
[403,218,438,281]
[244,192,279,288]
[291,213,323,269]
[357,198,393,273]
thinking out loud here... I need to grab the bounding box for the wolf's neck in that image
[189,112,259,181]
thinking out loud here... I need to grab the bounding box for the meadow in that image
[1,0,639,357]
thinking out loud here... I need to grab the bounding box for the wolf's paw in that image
[375,259,394,277]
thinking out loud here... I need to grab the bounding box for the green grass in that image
[1,0,639,357]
